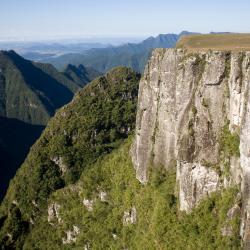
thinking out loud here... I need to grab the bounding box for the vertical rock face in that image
[240,54,250,247]
[131,49,180,183]
[132,49,231,182]
[131,49,250,244]
[177,162,220,212]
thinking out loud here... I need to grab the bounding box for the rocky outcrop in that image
[123,207,137,225]
[221,204,241,237]
[48,202,62,224]
[221,224,234,237]
[177,162,220,212]
[98,191,107,202]
[62,225,80,244]
[131,49,250,245]
[50,156,68,174]
[82,191,107,211]
[83,198,94,211]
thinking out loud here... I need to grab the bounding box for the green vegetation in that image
[179,53,206,84]
[0,50,99,125]
[217,124,240,179]
[0,66,140,248]
[22,139,241,249]
[0,50,98,200]
[194,54,206,83]
[224,52,232,79]
[0,117,44,200]
[219,124,240,157]
[176,33,250,51]
[0,50,81,125]
[202,98,209,108]
[0,53,242,249]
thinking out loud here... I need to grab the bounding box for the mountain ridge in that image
[63,64,101,88]
[0,50,99,200]
[0,66,140,249]
[40,31,198,72]
[0,50,78,124]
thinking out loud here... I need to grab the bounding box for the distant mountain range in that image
[0,42,111,59]
[0,50,100,199]
[39,31,198,73]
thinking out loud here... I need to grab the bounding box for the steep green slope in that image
[0,50,81,125]
[0,117,44,200]
[63,64,101,88]
[0,67,140,249]
[32,61,80,94]
[0,62,241,249]
[12,139,241,249]
[0,51,99,201]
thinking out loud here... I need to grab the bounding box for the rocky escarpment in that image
[0,58,243,248]
[132,49,250,246]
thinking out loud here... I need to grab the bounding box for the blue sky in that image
[0,0,249,41]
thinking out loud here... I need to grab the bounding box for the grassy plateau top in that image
[176,33,250,52]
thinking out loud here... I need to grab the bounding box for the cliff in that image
[132,48,250,247]
[1,49,248,249]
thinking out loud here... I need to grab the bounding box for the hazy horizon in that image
[0,35,147,45]
[0,0,249,42]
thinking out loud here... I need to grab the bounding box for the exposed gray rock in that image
[227,204,241,219]
[228,52,245,129]
[83,191,107,212]
[12,200,18,206]
[84,243,90,250]
[26,102,38,108]
[83,198,94,211]
[221,224,233,237]
[98,191,107,202]
[131,49,250,245]
[112,233,118,240]
[221,204,241,237]
[123,207,136,225]
[177,162,220,212]
[50,156,68,174]
[32,200,38,208]
[227,156,242,187]
[6,233,12,241]
[201,51,226,85]
[29,218,34,225]
[131,49,178,183]
[62,225,80,244]
[48,202,62,223]
[132,49,232,184]
[237,52,250,248]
